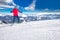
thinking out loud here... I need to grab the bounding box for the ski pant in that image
[13,16,20,23]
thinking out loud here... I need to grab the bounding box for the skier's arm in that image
[11,11,12,13]
[11,9,14,13]
[19,11,22,13]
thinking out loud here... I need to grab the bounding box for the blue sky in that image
[0,0,60,14]
[35,0,60,10]
[13,0,60,10]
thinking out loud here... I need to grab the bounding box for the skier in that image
[11,7,22,23]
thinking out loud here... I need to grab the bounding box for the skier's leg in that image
[13,16,15,23]
[17,16,20,23]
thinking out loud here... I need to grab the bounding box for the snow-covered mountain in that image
[0,12,60,23]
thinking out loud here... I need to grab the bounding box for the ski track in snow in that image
[0,19,60,40]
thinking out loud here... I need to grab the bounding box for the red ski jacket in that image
[12,8,19,16]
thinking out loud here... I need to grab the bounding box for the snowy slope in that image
[0,19,60,40]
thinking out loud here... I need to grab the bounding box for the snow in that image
[0,19,60,40]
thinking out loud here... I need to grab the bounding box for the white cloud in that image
[0,0,5,2]
[0,7,4,9]
[0,0,12,3]
[44,8,49,10]
[24,0,36,11]
[5,0,16,6]
[0,4,14,8]
[0,0,15,8]
[5,0,12,3]
[11,0,16,6]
